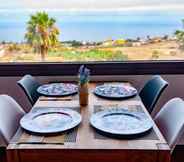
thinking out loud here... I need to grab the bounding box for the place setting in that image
[20,107,82,134]
[18,107,82,144]
[90,105,154,139]
[19,103,82,137]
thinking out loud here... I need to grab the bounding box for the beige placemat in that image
[93,104,158,140]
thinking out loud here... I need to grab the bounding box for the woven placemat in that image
[93,104,158,140]
[39,94,78,101]
[11,107,80,145]
[94,104,144,113]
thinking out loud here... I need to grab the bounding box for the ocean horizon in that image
[0,9,184,42]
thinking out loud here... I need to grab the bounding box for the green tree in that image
[175,19,184,48]
[25,12,60,61]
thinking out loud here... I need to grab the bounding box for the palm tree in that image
[25,12,60,61]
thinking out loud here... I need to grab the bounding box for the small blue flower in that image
[78,65,90,85]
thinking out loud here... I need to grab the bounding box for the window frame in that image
[0,60,184,76]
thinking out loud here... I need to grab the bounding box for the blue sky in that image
[0,0,184,10]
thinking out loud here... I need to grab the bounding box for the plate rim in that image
[20,108,82,134]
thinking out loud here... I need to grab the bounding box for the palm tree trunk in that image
[40,45,47,61]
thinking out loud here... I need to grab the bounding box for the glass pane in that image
[0,1,184,62]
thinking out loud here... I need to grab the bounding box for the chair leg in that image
[0,147,6,162]
[171,145,184,162]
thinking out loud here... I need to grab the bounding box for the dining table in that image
[7,82,171,162]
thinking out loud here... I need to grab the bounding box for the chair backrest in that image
[0,95,25,145]
[154,98,184,151]
[139,75,168,114]
[17,75,41,106]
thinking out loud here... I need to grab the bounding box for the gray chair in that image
[0,95,25,145]
[0,132,6,162]
[139,75,168,114]
[154,98,184,152]
[17,75,41,106]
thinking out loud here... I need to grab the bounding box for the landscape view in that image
[0,0,184,62]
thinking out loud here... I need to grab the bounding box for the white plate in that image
[90,108,153,136]
[94,84,137,99]
[20,108,82,134]
[37,83,78,97]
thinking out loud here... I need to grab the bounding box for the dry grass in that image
[0,40,183,62]
[109,40,184,61]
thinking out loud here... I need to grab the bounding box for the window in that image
[0,1,184,63]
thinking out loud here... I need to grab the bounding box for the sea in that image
[0,9,184,42]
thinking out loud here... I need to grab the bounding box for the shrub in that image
[7,44,21,52]
[151,50,159,59]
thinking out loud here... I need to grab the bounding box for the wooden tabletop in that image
[7,82,170,162]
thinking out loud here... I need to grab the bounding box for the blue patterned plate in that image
[90,108,153,136]
[37,83,78,97]
[20,108,82,134]
[94,84,137,99]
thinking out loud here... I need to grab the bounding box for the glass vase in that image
[79,83,88,106]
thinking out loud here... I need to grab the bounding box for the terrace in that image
[1,1,184,162]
